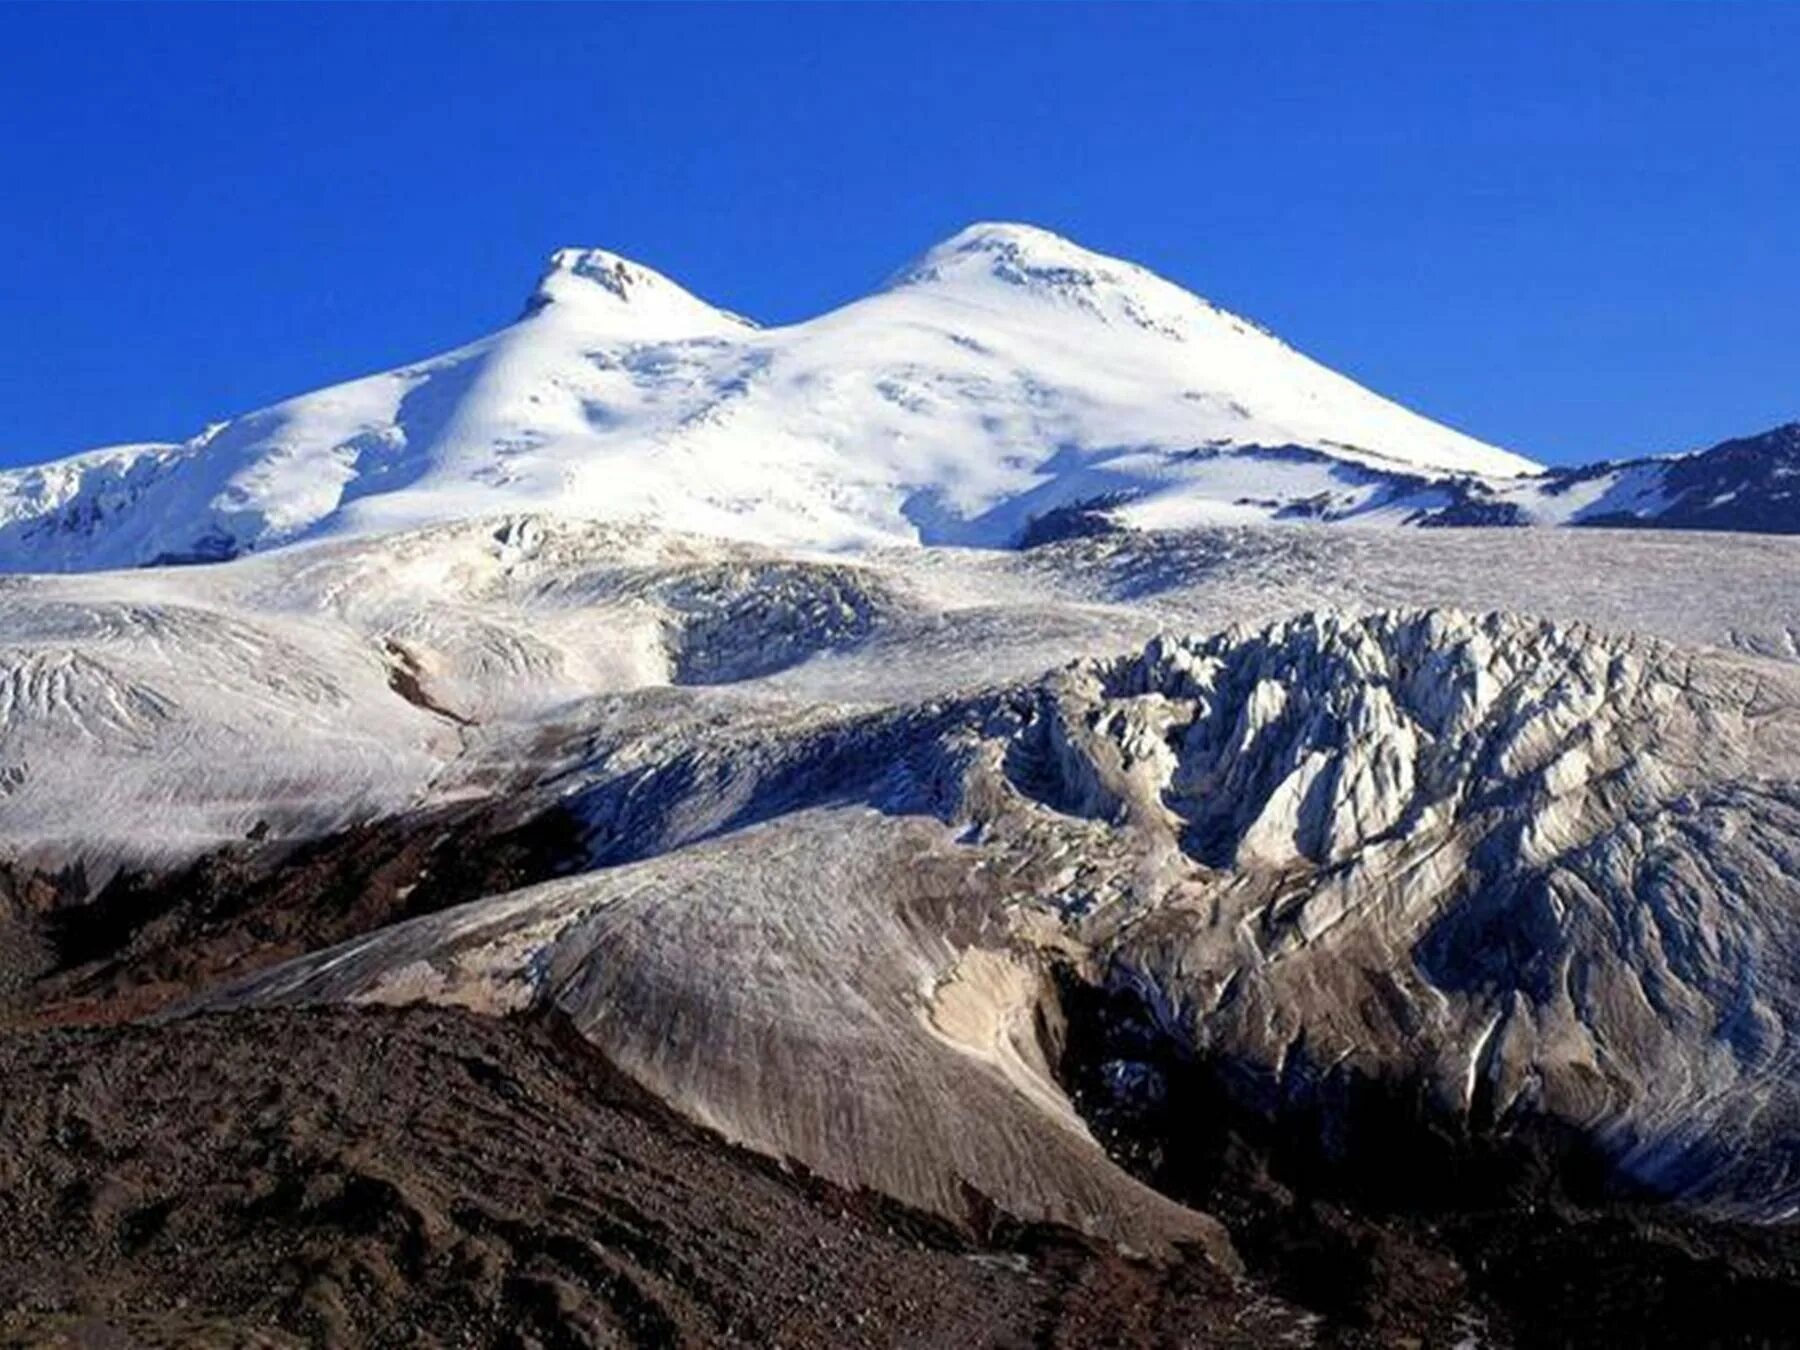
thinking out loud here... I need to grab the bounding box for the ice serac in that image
[1037,609,1800,1215]
[0,224,1545,572]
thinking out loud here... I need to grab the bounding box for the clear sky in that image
[2,3,1795,469]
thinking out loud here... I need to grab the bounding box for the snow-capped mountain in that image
[0,224,1545,572]
[8,222,1800,1342]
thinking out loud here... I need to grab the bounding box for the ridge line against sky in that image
[2,2,1796,469]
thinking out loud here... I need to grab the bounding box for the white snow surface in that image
[0,224,1538,571]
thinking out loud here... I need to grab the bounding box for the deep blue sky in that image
[3,4,1796,468]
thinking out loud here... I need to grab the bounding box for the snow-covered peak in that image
[892,221,1120,282]
[523,246,752,338]
[890,221,1211,320]
[0,223,1554,571]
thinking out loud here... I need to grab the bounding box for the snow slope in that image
[0,224,1540,571]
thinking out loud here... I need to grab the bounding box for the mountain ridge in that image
[0,223,1791,573]
[0,223,1537,571]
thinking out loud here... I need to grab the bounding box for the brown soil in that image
[1,801,587,1030]
[0,1004,1297,1350]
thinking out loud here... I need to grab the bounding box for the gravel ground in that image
[0,1005,1300,1349]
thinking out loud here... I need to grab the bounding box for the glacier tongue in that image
[1061,610,1800,1215]
[110,526,1793,1238]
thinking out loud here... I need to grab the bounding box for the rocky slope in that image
[1409,420,1800,532]
[0,1005,1300,1349]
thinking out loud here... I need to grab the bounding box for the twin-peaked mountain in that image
[0,223,1791,572]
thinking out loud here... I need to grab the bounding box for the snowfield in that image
[5,224,1791,580]
[0,223,1548,572]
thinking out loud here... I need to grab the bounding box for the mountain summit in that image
[522,247,753,338]
[0,223,1554,571]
